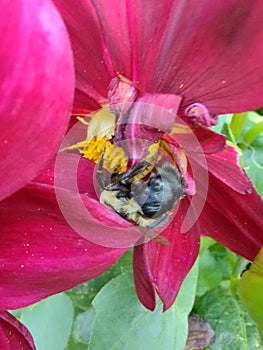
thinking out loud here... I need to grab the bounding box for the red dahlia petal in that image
[191,145,252,194]
[168,124,226,155]
[0,0,74,201]
[0,311,35,350]
[0,185,126,310]
[55,0,263,114]
[133,244,156,311]
[198,173,263,261]
[53,0,113,107]
[133,198,200,311]
[148,0,263,114]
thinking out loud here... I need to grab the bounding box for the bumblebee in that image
[96,149,184,233]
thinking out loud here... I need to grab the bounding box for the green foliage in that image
[195,287,262,350]
[19,293,74,350]
[238,248,263,341]
[89,261,198,350]
[214,112,263,197]
[65,250,133,313]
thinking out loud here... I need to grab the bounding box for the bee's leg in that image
[121,160,149,183]
[141,228,170,246]
[96,145,108,189]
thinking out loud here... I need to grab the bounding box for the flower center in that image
[68,103,189,234]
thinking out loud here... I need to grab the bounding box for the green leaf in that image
[241,112,263,145]
[199,237,216,255]
[72,306,96,344]
[242,147,263,197]
[229,113,247,142]
[195,287,262,350]
[212,114,233,133]
[196,249,223,296]
[238,248,263,341]
[243,121,263,145]
[221,122,236,143]
[66,250,132,312]
[20,293,74,350]
[89,261,198,350]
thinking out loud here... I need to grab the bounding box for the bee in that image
[96,148,184,244]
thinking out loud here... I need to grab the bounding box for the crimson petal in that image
[168,125,226,155]
[192,144,252,194]
[133,243,156,311]
[54,0,263,114]
[53,0,113,107]
[134,198,200,311]
[145,0,263,114]
[0,311,35,350]
[0,0,74,201]
[198,173,263,261]
[0,184,126,310]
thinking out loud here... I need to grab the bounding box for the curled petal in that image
[0,0,74,201]
[133,198,200,311]
[0,184,126,310]
[0,311,36,350]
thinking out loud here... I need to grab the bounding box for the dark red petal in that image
[134,199,200,311]
[205,145,252,194]
[198,172,263,261]
[53,0,113,106]
[168,124,226,155]
[147,0,263,114]
[0,185,126,310]
[133,244,156,311]
[0,0,74,201]
[192,145,252,194]
[53,150,143,246]
[57,0,263,114]
[0,311,35,350]
[73,88,101,115]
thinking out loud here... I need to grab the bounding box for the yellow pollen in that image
[102,143,128,174]
[66,106,120,166]
[82,135,110,163]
